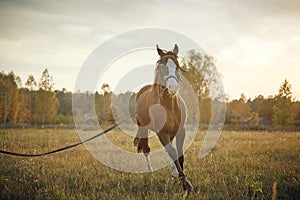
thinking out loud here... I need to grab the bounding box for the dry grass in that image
[0,129,299,199]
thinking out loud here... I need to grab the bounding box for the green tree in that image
[95,83,114,125]
[180,50,224,124]
[55,88,73,124]
[56,88,72,116]
[257,97,274,123]
[272,79,292,126]
[291,101,300,126]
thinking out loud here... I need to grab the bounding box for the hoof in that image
[134,137,150,153]
[171,168,179,177]
[186,179,194,192]
[182,179,194,200]
[182,178,194,193]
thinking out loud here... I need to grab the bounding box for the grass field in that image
[0,128,299,199]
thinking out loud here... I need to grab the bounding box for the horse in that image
[133,44,194,194]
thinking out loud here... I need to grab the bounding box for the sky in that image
[0,0,299,100]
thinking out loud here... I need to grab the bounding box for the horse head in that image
[155,44,185,95]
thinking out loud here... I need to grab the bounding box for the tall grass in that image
[0,129,299,199]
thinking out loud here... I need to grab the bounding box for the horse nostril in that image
[168,85,178,94]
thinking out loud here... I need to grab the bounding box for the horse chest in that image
[163,109,181,136]
[135,86,185,137]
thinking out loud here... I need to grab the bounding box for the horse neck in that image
[152,83,179,111]
[154,70,162,86]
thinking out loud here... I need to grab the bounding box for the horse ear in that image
[173,44,179,55]
[156,45,165,57]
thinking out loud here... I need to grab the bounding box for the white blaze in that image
[165,58,178,94]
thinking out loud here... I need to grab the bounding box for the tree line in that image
[0,69,68,126]
[0,50,299,128]
[226,79,300,127]
[180,50,300,127]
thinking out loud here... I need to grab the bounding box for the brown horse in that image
[133,44,193,193]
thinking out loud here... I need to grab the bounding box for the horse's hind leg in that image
[157,132,193,193]
[176,128,193,193]
[169,128,186,177]
[170,158,179,177]
[176,127,186,171]
[157,132,183,176]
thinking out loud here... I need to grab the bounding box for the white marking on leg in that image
[164,143,179,177]
[144,153,153,173]
[171,160,179,177]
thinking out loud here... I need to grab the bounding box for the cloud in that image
[0,0,299,99]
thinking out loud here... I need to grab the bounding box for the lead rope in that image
[0,88,166,157]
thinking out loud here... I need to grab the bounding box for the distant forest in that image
[1,50,299,128]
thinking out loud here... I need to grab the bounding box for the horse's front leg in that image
[133,126,153,172]
[157,132,193,193]
[134,126,150,153]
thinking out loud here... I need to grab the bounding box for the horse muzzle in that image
[166,78,179,95]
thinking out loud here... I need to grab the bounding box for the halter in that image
[156,54,183,85]
[158,54,186,72]
[165,74,180,83]
[155,63,181,86]
[160,54,178,60]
